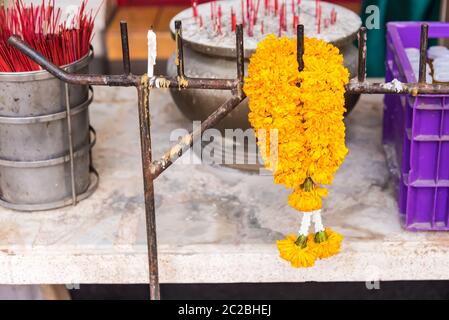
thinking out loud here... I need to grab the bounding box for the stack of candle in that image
[428,46,449,60]
[428,46,449,83]
[405,48,432,83]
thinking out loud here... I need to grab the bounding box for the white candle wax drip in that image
[147,30,157,77]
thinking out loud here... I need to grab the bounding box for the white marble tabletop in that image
[0,86,448,285]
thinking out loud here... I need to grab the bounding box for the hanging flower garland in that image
[244,35,349,268]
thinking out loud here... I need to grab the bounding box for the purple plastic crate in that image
[384,22,449,231]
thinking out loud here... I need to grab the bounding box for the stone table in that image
[0,87,448,285]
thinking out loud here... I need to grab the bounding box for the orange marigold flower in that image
[276,234,316,268]
[288,184,328,212]
[307,228,344,259]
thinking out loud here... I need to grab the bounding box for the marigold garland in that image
[244,35,349,268]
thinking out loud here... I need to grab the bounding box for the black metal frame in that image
[7,21,449,300]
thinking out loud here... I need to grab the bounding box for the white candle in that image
[147,30,157,77]
[434,72,449,83]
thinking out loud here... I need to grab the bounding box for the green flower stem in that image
[295,234,308,249]
[302,177,314,192]
[314,231,328,244]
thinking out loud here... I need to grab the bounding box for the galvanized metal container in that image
[0,51,98,211]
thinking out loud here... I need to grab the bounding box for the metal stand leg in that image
[137,79,160,300]
[64,83,78,206]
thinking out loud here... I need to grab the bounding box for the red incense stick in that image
[231,7,237,32]
[217,4,222,34]
[293,14,299,31]
[0,0,99,73]
[279,2,285,36]
[241,0,246,27]
[253,0,261,24]
[317,3,321,34]
[284,0,287,31]
[248,9,254,36]
[192,0,198,20]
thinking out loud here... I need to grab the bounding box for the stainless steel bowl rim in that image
[0,49,93,82]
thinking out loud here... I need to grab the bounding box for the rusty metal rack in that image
[6,21,449,300]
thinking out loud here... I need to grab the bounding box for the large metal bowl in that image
[167,0,362,132]
[166,0,361,170]
[0,51,98,210]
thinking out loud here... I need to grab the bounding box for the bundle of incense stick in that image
[0,0,100,72]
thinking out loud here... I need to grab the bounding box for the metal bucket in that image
[0,51,98,211]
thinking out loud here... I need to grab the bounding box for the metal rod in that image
[120,21,131,75]
[358,27,367,83]
[137,80,160,300]
[64,84,77,206]
[9,35,239,90]
[297,24,304,72]
[150,95,245,179]
[8,35,240,90]
[419,23,429,84]
[346,80,449,94]
[175,20,185,78]
[236,24,244,83]
[149,76,239,90]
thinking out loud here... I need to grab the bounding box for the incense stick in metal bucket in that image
[0,50,98,211]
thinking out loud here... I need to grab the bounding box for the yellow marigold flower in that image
[244,35,349,213]
[276,234,316,268]
[307,229,344,259]
[288,184,328,212]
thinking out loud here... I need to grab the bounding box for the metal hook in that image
[419,23,429,84]
[358,27,367,83]
[297,24,305,72]
[120,21,131,75]
[175,20,185,78]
